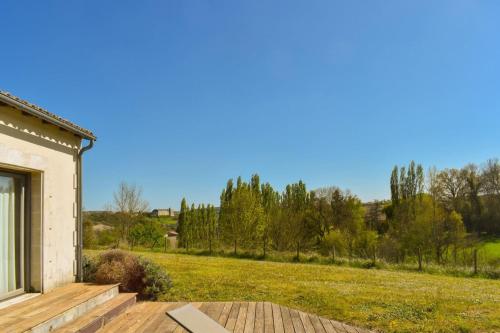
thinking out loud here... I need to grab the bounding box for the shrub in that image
[94,250,144,292]
[138,256,173,300]
[82,254,97,282]
[83,250,172,300]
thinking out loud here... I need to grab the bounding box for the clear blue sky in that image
[1,1,499,210]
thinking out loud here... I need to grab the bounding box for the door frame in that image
[0,169,31,301]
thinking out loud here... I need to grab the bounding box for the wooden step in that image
[52,293,137,333]
[0,283,120,333]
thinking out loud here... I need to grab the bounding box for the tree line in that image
[177,159,500,270]
[177,174,374,260]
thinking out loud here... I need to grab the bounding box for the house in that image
[0,91,95,301]
[151,207,176,217]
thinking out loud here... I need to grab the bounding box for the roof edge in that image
[0,91,96,141]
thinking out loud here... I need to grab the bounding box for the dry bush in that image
[94,250,144,292]
[86,250,172,300]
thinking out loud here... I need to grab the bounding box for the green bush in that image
[138,256,173,300]
[83,250,172,300]
[82,253,97,282]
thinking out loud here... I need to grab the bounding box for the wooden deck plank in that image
[234,302,249,333]
[308,314,327,333]
[151,303,187,333]
[329,320,348,333]
[26,285,113,321]
[204,302,226,321]
[118,302,163,333]
[218,302,234,326]
[1,284,98,318]
[290,308,306,333]
[264,302,274,333]
[244,302,257,333]
[254,302,265,333]
[98,302,155,333]
[341,323,359,333]
[279,305,295,333]
[319,317,340,333]
[225,302,241,331]
[134,302,173,333]
[299,311,317,333]
[271,303,284,333]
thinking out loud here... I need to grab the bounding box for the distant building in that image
[166,230,178,237]
[151,208,176,217]
[164,230,178,248]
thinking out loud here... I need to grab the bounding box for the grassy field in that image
[87,250,500,333]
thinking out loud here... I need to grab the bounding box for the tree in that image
[321,229,345,261]
[282,181,314,259]
[356,230,378,263]
[482,159,500,196]
[142,219,164,249]
[207,205,217,254]
[463,164,483,233]
[177,198,188,248]
[113,182,149,242]
[390,167,400,205]
[314,186,340,200]
[437,168,466,211]
[128,223,145,250]
[83,219,95,249]
[260,183,278,257]
[405,196,434,269]
[366,200,383,232]
[480,159,500,234]
[341,194,366,258]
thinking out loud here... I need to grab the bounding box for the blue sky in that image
[1,1,499,210]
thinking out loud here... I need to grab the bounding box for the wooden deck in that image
[0,284,374,333]
[0,283,119,333]
[98,301,374,333]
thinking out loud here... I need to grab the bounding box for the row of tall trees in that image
[177,174,373,259]
[177,201,218,252]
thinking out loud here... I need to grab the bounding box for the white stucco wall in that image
[0,104,82,292]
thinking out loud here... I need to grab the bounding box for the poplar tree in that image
[390,166,400,205]
[260,182,278,257]
[207,205,217,254]
[177,198,188,248]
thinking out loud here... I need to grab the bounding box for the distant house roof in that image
[0,90,96,140]
[166,231,178,237]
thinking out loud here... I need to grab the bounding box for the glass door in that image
[0,172,25,300]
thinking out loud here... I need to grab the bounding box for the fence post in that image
[473,248,478,275]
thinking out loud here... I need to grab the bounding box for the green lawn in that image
[143,215,178,227]
[481,239,500,260]
[88,250,500,333]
